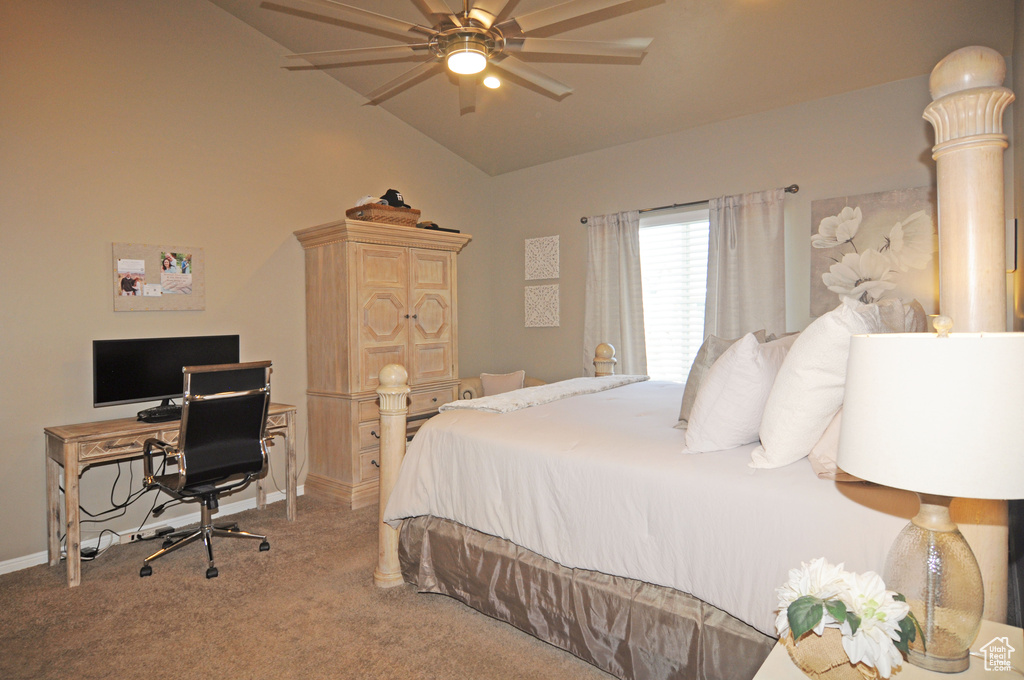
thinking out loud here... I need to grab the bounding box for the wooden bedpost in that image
[374,363,410,588]
[593,343,617,376]
[923,46,1013,622]
[924,45,1014,332]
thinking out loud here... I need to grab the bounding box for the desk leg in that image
[45,441,61,567]
[63,443,81,588]
[285,411,296,521]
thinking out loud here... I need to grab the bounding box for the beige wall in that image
[0,0,494,564]
[479,76,960,381]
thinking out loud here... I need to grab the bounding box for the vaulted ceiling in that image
[208,0,1015,176]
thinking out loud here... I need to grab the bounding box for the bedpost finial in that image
[929,45,1006,100]
[594,343,617,377]
[379,363,409,387]
[932,315,954,338]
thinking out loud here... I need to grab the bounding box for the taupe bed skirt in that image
[398,516,775,680]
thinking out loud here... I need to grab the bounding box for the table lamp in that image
[837,318,1024,673]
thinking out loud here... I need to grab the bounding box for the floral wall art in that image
[809,186,938,317]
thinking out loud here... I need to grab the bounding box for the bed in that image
[385,375,908,677]
[376,358,1005,680]
[370,46,1013,680]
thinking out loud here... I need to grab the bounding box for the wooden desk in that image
[44,403,297,587]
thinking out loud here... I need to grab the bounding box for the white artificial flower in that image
[839,570,911,679]
[774,557,849,638]
[881,210,935,271]
[821,250,897,303]
[812,206,862,249]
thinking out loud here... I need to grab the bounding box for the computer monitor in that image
[93,335,240,412]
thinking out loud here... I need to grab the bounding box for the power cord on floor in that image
[58,457,169,560]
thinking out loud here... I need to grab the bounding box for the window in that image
[639,206,710,382]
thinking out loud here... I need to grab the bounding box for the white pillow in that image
[905,299,927,332]
[676,329,766,427]
[807,409,861,482]
[684,332,799,453]
[750,297,887,469]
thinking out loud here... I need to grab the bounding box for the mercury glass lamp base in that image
[883,494,983,675]
[907,643,969,673]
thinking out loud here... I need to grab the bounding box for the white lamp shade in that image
[837,332,1024,500]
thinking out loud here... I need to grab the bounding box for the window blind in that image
[639,209,710,383]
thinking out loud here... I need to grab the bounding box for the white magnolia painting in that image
[809,186,938,317]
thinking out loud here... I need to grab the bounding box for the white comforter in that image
[440,374,649,413]
[384,380,915,636]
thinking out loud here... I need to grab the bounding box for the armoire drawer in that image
[409,386,455,414]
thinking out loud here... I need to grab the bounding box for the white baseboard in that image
[1,486,303,578]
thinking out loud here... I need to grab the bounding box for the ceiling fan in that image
[277,0,654,112]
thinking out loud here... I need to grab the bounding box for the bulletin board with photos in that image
[112,242,205,311]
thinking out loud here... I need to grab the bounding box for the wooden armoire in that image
[294,219,472,509]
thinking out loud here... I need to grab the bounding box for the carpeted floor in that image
[0,496,610,680]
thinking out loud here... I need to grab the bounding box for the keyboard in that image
[137,404,182,423]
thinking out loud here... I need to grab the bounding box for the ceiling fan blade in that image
[419,0,463,27]
[506,0,639,34]
[458,75,477,114]
[285,44,431,64]
[506,37,652,58]
[490,55,572,98]
[283,0,435,37]
[466,0,511,29]
[364,60,440,103]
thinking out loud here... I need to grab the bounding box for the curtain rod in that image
[579,184,799,224]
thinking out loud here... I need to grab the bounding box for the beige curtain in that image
[704,189,786,339]
[583,211,647,376]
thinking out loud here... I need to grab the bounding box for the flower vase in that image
[782,629,882,680]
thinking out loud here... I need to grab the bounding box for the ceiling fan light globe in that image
[447,49,486,75]
[445,35,488,75]
[483,76,501,89]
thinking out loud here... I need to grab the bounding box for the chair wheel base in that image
[206,567,218,579]
[259,540,270,552]
[140,565,152,577]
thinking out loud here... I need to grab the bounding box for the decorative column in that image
[374,363,410,588]
[924,45,1014,332]
[922,45,1014,624]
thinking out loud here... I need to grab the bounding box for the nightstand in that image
[753,620,1024,679]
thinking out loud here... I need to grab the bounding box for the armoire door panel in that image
[361,344,407,391]
[362,292,405,342]
[410,250,450,290]
[412,293,450,340]
[410,342,451,383]
[358,245,406,289]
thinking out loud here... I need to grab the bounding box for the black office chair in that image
[140,361,275,579]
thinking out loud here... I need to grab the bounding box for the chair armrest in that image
[259,431,286,472]
[458,377,483,400]
[143,438,182,490]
